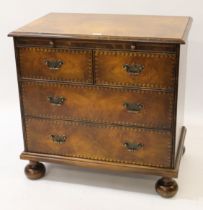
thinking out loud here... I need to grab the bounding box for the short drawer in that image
[21,82,173,129]
[18,47,92,83]
[25,118,172,168]
[95,50,176,89]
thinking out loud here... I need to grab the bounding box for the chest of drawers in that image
[9,13,192,198]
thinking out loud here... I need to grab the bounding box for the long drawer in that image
[25,118,172,168]
[21,82,174,129]
[18,47,93,83]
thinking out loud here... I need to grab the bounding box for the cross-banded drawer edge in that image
[21,81,174,129]
[18,47,93,83]
[24,117,172,168]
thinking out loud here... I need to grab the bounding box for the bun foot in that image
[25,161,46,180]
[155,177,178,198]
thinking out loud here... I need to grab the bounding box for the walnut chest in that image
[9,13,192,198]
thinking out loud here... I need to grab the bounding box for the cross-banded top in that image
[9,13,192,44]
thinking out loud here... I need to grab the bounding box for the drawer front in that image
[21,82,173,129]
[25,118,172,168]
[18,47,92,83]
[95,50,176,89]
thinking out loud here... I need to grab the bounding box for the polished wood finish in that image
[155,177,178,198]
[19,47,92,83]
[20,126,186,178]
[9,13,192,44]
[24,161,46,180]
[15,37,177,52]
[9,13,192,197]
[25,117,172,168]
[21,81,173,129]
[95,50,176,89]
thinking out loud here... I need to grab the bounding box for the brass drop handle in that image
[123,64,144,75]
[123,102,143,113]
[123,142,144,151]
[44,60,64,70]
[50,135,67,144]
[48,96,65,106]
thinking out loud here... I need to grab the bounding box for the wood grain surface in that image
[9,13,192,43]
[21,81,174,129]
[25,117,172,168]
